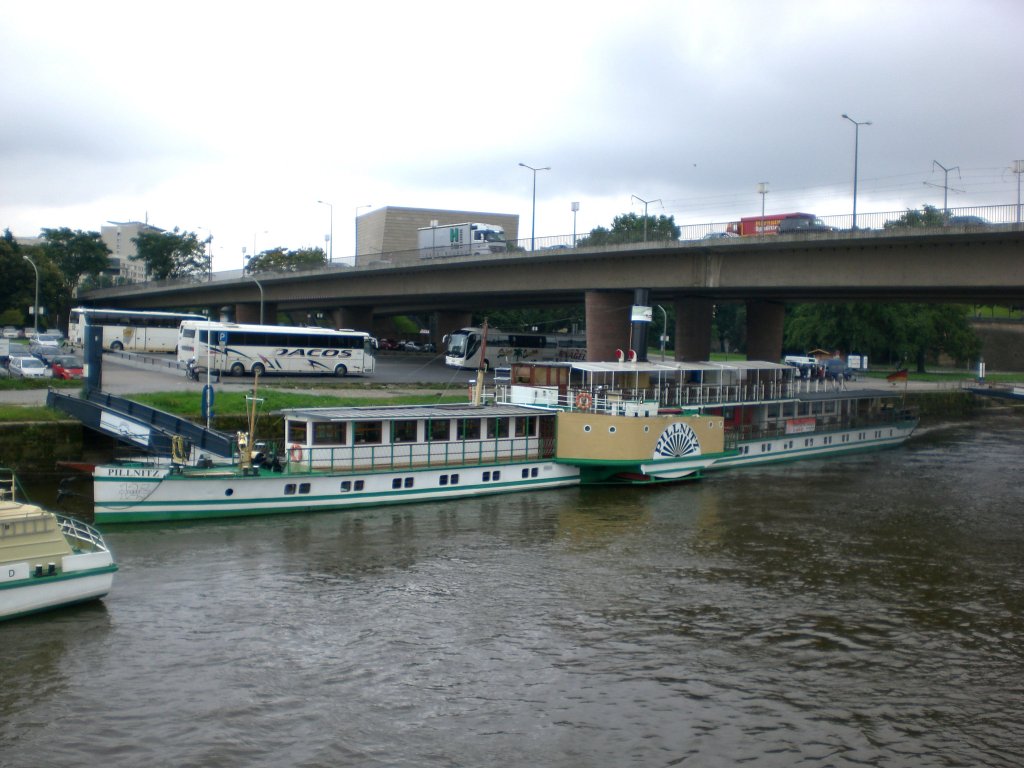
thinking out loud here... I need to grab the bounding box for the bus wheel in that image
[251,363,266,377]
[334,364,348,378]
[230,362,245,376]
[110,340,124,352]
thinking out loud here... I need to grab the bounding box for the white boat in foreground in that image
[1,469,117,621]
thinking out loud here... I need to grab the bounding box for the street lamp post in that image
[631,195,661,242]
[518,163,549,250]
[317,200,333,262]
[757,182,769,218]
[23,255,39,337]
[841,113,871,230]
[355,204,372,264]
[247,273,264,325]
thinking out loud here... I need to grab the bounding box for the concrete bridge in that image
[82,225,1024,362]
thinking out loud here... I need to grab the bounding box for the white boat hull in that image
[713,421,917,470]
[1,553,116,621]
[95,460,580,523]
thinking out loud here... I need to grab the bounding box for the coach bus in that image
[178,320,375,377]
[444,327,586,370]
[69,307,206,353]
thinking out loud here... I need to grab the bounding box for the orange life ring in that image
[575,391,593,410]
[289,443,304,463]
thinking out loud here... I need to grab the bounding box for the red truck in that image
[726,212,820,236]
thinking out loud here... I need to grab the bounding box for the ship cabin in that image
[280,403,558,471]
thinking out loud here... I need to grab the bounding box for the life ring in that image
[575,391,593,410]
[289,443,304,463]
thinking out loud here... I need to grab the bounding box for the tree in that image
[131,228,211,281]
[883,204,948,230]
[40,227,111,290]
[246,247,326,273]
[712,303,745,355]
[0,230,58,329]
[577,212,681,247]
[784,302,980,371]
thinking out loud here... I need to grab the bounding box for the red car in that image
[50,355,84,380]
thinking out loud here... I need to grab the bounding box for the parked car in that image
[702,231,739,240]
[2,326,19,339]
[399,341,423,352]
[378,338,400,351]
[30,334,63,360]
[50,354,84,380]
[422,341,437,353]
[947,215,989,227]
[8,355,49,378]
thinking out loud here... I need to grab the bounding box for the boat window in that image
[404,477,413,488]
[354,480,364,491]
[392,420,418,443]
[514,416,536,437]
[354,421,383,444]
[314,421,346,445]
[341,481,351,492]
[392,478,402,489]
[487,417,509,439]
[299,483,311,494]
[458,418,481,440]
[428,419,451,441]
[286,422,307,445]
[284,484,296,495]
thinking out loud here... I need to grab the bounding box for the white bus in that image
[178,321,375,377]
[69,307,206,353]
[444,327,586,370]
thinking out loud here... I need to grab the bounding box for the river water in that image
[2,413,1022,767]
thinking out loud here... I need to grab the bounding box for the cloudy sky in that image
[2,0,1021,271]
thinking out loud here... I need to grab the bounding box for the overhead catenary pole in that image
[631,195,661,242]
[931,160,960,214]
[758,182,769,218]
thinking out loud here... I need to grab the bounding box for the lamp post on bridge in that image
[317,200,333,262]
[518,162,549,251]
[841,113,871,230]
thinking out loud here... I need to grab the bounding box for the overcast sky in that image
[2,0,1021,271]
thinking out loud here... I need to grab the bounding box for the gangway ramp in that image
[46,389,236,458]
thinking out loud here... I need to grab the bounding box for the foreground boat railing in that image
[56,514,110,553]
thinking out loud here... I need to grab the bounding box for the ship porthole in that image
[643,425,650,433]
[583,425,592,433]
[608,426,617,433]
[225,488,234,496]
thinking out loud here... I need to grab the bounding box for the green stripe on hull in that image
[95,476,579,524]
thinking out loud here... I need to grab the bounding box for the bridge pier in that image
[585,290,632,361]
[674,296,714,361]
[329,307,374,332]
[745,300,785,362]
[235,301,277,324]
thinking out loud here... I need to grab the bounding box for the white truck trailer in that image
[417,222,506,258]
